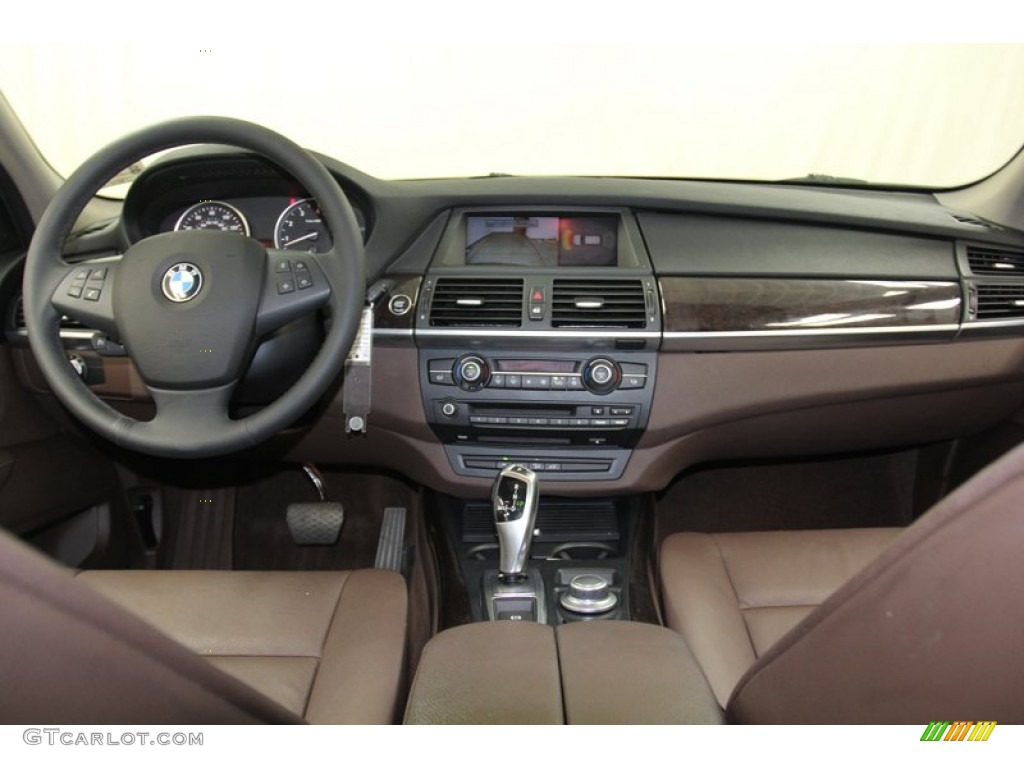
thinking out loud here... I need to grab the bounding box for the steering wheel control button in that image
[560,573,618,615]
[295,270,314,290]
[275,258,291,273]
[67,285,83,298]
[74,268,91,281]
[84,288,102,302]
[160,262,204,303]
[277,279,296,294]
[388,294,412,316]
[88,268,107,282]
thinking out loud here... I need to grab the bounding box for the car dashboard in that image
[7,146,1024,498]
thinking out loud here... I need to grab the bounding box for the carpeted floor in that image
[154,464,417,571]
[656,449,919,541]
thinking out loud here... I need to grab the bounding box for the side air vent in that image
[11,295,86,331]
[966,246,1024,276]
[976,285,1024,320]
[428,278,523,327]
[551,278,646,328]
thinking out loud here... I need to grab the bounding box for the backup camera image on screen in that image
[465,215,616,267]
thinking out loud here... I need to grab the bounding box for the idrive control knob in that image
[454,355,489,391]
[559,573,618,614]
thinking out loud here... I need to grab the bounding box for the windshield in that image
[2,42,1023,189]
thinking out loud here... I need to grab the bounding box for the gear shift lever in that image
[492,464,539,581]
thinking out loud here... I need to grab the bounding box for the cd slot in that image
[470,404,574,417]
[479,435,571,445]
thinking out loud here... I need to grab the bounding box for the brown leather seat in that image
[660,441,1024,723]
[661,528,902,706]
[0,530,407,724]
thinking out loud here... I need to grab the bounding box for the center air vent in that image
[976,285,1024,320]
[966,246,1024,276]
[429,278,523,327]
[551,279,646,328]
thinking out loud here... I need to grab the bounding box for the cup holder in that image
[548,542,616,560]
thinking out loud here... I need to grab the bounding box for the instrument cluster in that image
[162,196,367,253]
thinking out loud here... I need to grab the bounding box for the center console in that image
[415,207,661,481]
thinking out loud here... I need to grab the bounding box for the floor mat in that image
[656,449,918,540]
[158,486,235,570]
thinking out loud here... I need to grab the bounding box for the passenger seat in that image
[660,528,901,706]
[659,441,1024,722]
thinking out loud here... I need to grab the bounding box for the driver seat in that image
[0,530,407,724]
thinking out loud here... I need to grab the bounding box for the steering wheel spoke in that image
[256,250,332,336]
[50,257,122,337]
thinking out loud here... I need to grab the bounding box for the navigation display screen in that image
[465,215,617,267]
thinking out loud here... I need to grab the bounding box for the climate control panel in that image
[420,350,656,478]
[428,355,649,395]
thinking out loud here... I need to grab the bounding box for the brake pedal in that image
[286,503,345,546]
[374,506,407,571]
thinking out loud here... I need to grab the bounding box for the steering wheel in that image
[23,117,365,458]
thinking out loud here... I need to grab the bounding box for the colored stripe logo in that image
[920,721,997,741]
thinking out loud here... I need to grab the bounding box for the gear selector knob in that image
[492,464,539,581]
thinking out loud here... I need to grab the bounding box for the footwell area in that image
[152,465,418,572]
[234,469,415,571]
[655,449,920,541]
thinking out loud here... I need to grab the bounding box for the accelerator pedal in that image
[374,506,407,571]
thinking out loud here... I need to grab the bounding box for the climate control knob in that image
[454,355,490,391]
[582,357,621,395]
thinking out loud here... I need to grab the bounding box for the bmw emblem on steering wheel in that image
[161,263,203,303]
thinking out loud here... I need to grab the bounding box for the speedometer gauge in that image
[274,198,333,253]
[174,201,250,236]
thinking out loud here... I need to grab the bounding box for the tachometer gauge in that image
[174,201,250,236]
[274,198,334,253]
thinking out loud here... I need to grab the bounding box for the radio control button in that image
[610,406,634,416]
[489,373,506,388]
[505,374,522,389]
[550,375,567,389]
[566,376,584,390]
